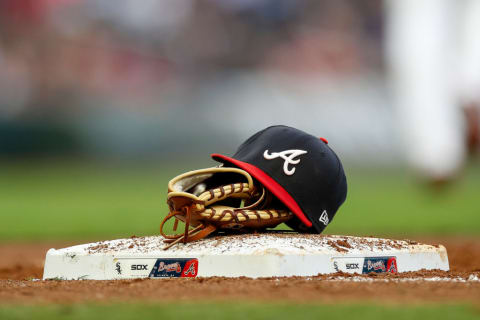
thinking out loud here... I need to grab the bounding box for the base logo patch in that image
[149,258,198,278]
[332,256,398,274]
[362,257,397,274]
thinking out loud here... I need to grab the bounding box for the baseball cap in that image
[212,125,347,233]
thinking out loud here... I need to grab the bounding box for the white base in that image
[43,234,449,280]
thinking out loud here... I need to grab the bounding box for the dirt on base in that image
[0,237,479,304]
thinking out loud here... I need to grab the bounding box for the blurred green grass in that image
[0,303,479,320]
[1,161,479,241]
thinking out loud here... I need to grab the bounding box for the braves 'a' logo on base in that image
[387,257,398,273]
[183,260,198,277]
[263,149,307,175]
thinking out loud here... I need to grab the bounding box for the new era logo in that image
[319,210,329,226]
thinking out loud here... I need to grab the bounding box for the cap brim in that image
[211,153,312,227]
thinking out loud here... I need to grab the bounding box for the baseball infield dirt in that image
[1,237,479,304]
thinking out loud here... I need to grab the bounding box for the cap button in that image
[320,137,328,144]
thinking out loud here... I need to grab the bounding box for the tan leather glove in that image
[160,167,292,249]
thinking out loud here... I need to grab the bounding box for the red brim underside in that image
[211,154,312,227]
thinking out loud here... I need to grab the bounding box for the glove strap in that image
[162,224,217,250]
[160,208,218,250]
[183,206,191,244]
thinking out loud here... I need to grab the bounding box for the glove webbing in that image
[195,183,290,222]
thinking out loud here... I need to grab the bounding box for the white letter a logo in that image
[263,149,307,175]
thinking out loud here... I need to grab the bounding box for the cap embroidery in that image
[263,149,308,176]
[319,210,329,226]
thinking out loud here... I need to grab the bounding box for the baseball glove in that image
[160,167,293,249]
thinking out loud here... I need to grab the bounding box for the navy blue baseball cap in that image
[212,125,347,233]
